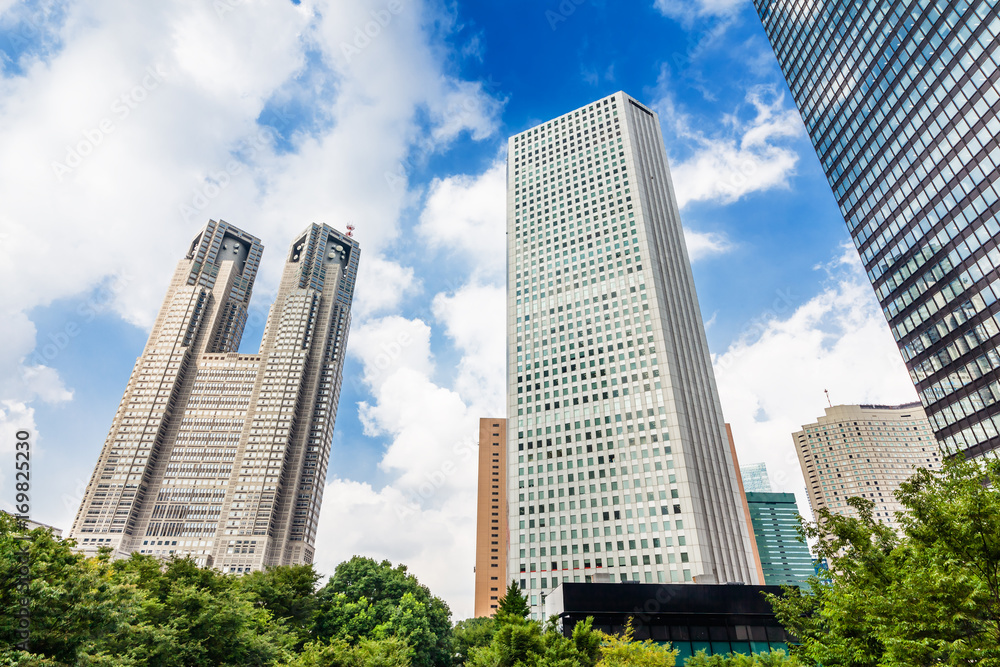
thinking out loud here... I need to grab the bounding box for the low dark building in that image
[545,582,793,660]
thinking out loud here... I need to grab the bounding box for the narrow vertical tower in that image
[506,92,758,617]
[69,221,359,572]
[474,417,508,617]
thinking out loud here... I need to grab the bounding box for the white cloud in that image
[353,256,418,319]
[714,248,918,520]
[432,283,506,410]
[654,0,744,23]
[350,315,434,391]
[417,160,506,281]
[345,309,486,621]
[314,478,477,618]
[655,77,805,208]
[0,401,35,510]
[341,272,506,620]
[0,0,505,619]
[683,228,734,261]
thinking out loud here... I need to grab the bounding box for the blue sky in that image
[0,0,919,619]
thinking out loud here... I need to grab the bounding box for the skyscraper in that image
[793,403,940,529]
[506,92,758,617]
[753,0,1000,458]
[745,490,814,587]
[740,462,772,494]
[474,418,508,617]
[70,220,359,572]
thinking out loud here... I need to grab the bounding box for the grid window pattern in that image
[71,221,359,572]
[506,92,757,618]
[745,491,814,587]
[754,0,1000,458]
[792,403,940,530]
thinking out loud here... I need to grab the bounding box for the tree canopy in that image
[768,456,1000,666]
[313,556,453,667]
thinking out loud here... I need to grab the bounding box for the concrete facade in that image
[69,220,358,572]
[793,403,941,530]
[506,92,758,618]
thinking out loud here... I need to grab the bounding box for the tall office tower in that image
[740,462,772,493]
[745,489,814,587]
[793,403,940,529]
[506,92,758,617]
[752,0,1000,458]
[474,418,508,618]
[70,220,359,572]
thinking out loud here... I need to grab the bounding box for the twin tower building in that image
[72,93,758,608]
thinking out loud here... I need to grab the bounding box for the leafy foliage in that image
[466,610,682,667]
[286,636,412,667]
[452,617,496,666]
[493,582,530,622]
[598,619,677,667]
[683,649,801,666]
[313,557,453,667]
[0,517,453,666]
[768,456,1000,666]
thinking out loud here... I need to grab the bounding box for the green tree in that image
[768,456,1000,666]
[0,515,294,666]
[598,619,676,667]
[466,614,605,667]
[493,582,530,622]
[313,557,452,667]
[452,617,496,666]
[236,564,321,647]
[683,649,801,666]
[286,637,411,667]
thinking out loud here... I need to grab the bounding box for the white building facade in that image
[793,403,941,530]
[506,92,758,617]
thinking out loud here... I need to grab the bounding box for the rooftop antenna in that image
[824,389,832,408]
[346,224,355,238]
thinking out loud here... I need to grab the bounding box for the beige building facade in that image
[69,220,358,572]
[474,418,507,617]
[793,403,941,529]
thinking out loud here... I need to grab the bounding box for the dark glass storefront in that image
[545,582,793,660]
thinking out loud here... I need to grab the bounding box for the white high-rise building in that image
[70,220,359,572]
[506,92,758,617]
[793,403,941,530]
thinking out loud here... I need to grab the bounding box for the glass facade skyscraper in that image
[506,92,758,617]
[740,462,773,493]
[753,0,1000,458]
[745,491,814,587]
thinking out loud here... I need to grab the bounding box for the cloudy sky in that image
[0,0,918,619]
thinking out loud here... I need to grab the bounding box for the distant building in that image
[474,418,508,617]
[506,91,758,618]
[745,490,814,587]
[740,462,772,493]
[545,582,793,661]
[725,425,766,587]
[793,403,941,529]
[70,220,359,572]
[753,0,1000,459]
[2,511,63,538]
